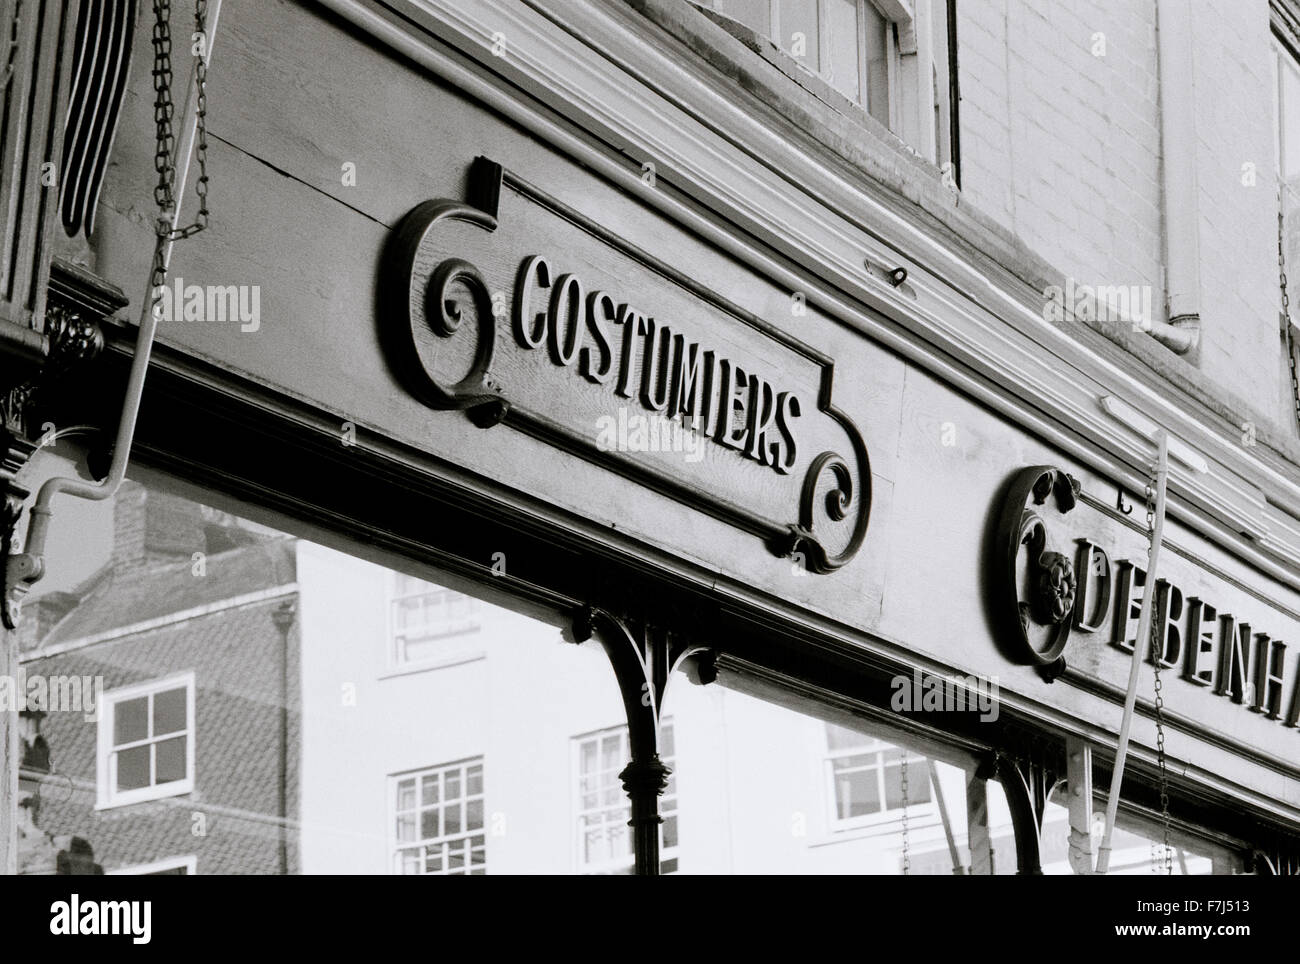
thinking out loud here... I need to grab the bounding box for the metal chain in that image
[1279,194,1300,431]
[899,749,910,875]
[1145,463,1173,875]
[149,0,210,315]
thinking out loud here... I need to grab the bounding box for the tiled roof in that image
[31,538,297,650]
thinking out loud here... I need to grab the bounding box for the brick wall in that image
[27,597,302,875]
[957,0,1288,427]
[1189,0,1284,429]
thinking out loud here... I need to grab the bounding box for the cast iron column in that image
[571,606,709,876]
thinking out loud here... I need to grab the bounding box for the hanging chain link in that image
[149,0,210,313]
[1145,463,1174,875]
[899,749,910,875]
[1279,192,1300,432]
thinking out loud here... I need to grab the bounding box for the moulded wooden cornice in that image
[326,0,1300,590]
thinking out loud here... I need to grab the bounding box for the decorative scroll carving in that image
[382,195,510,428]
[382,156,872,574]
[991,466,1082,681]
[783,448,871,574]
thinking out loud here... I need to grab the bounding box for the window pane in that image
[663,813,679,849]
[835,764,881,818]
[1283,54,1300,185]
[446,844,465,873]
[396,779,416,811]
[397,848,420,874]
[114,697,148,746]
[583,827,606,863]
[420,808,439,840]
[778,0,820,72]
[115,745,151,792]
[152,687,187,736]
[1041,794,1241,875]
[24,472,622,874]
[424,847,443,874]
[600,733,621,770]
[396,815,416,843]
[863,0,890,126]
[824,0,861,101]
[154,736,187,784]
[665,672,1017,873]
[466,798,484,831]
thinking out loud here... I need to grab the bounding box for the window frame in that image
[822,724,935,833]
[388,757,488,875]
[385,570,483,671]
[95,671,196,811]
[704,0,958,173]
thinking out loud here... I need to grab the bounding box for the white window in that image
[702,0,957,170]
[391,759,486,875]
[388,571,481,667]
[824,722,931,829]
[1275,34,1300,198]
[573,722,678,874]
[108,855,197,875]
[96,672,195,809]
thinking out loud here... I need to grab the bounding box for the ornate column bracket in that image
[981,743,1063,876]
[570,605,714,875]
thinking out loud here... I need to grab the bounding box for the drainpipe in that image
[1149,0,1201,356]
[271,601,296,876]
[3,1,222,624]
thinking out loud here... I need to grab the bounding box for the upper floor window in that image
[824,722,931,829]
[96,672,195,809]
[1275,34,1300,195]
[574,721,678,874]
[388,572,480,667]
[700,0,958,173]
[392,758,487,875]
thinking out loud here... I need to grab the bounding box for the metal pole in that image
[13,0,223,582]
[927,760,965,874]
[1097,430,1169,874]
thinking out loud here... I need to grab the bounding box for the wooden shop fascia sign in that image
[380,157,870,574]
[994,466,1300,730]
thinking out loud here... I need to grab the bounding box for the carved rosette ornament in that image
[1033,551,1077,625]
[382,156,871,574]
[992,466,1082,681]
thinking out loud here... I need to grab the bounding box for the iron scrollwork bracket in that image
[569,604,713,874]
